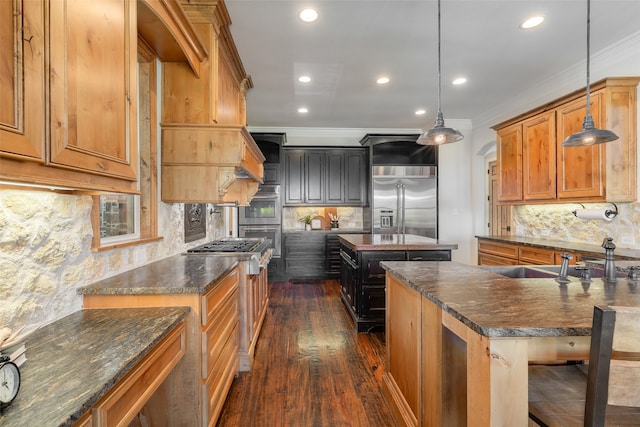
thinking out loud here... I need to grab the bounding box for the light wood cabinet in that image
[238,264,269,371]
[494,77,638,204]
[0,0,46,161]
[477,239,579,266]
[82,266,240,427]
[0,0,139,193]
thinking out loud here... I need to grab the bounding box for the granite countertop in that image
[338,233,459,251]
[78,253,239,295]
[0,307,189,427]
[381,260,640,339]
[476,235,640,260]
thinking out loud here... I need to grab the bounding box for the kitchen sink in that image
[481,264,628,280]
[480,266,557,279]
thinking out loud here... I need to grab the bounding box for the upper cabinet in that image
[160,0,264,204]
[494,77,639,204]
[0,0,139,193]
[283,148,368,207]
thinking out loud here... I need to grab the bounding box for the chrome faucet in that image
[602,237,617,283]
[556,253,572,284]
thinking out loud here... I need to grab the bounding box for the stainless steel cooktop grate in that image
[187,239,261,253]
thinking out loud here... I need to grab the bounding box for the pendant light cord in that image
[436,0,442,116]
[585,0,591,114]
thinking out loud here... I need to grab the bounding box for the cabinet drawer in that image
[478,252,519,266]
[518,246,555,265]
[202,289,238,379]
[93,321,186,427]
[202,267,239,325]
[202,324,239,427]
[477,240,519,260]
[407,250,451,261]
[360,286,386,318]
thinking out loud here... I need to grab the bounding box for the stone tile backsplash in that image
[512,202,640,249]
[282,207,364,230]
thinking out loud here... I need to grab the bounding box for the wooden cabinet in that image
[1,0,139,193]
[0,0,45,161]
[83,266,240,427]
[477,238,580,266]
[160,1,264,204]
[283,148,368,206]
[238,264,269,371]
[494,77,638,204]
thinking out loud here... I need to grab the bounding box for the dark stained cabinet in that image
[283,148,368,206]
[339,244,452,332]
[283,232,326,278]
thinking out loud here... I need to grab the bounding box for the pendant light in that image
[562,0,618,147]
[417,0,463,145]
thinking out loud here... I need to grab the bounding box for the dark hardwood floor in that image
[216,280,396,427]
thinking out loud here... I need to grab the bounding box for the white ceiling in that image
[225,0,640,135]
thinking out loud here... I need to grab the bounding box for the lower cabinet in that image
[82,266,240,427]
[477,238,581,266]
[238,263,269,371]
[284,233,327,279]
[339,245,452,332]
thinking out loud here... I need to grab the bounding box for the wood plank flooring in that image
[216,280,396,427]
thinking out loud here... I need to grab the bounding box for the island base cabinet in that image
[383,270,591,427]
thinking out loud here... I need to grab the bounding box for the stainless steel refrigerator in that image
[372,165,437,238]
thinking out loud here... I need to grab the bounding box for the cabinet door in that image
[325,151,345,204]
[522,111,556,200]
[305,151,324,204]
[344,150,368,205]
[284,150,305,204]
[556,94,604,199]
[496,123,523,202]
[48,0,138,180]
[0,1,45,160]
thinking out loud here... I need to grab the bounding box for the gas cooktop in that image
[187,238,262,253]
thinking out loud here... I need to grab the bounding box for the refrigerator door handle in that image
[401,184,406,235]
[396,183,402,235]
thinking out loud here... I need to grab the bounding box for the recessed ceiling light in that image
[298,107,308,113]
[520,16,544,29]
[298,75,311,83]
[299,8,318,23]
[376,77,390,85]
[452,77,467,85]
[415,109,426,116]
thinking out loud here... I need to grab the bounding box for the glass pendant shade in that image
[416,0,463,146]
[562,0,618,147]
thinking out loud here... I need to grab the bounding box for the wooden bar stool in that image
[528,305,640,426]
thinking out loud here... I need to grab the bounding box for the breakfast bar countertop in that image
[77,254,239,296]
[338,233,459,251]
[381,260,640,338]
[0,307,189,427]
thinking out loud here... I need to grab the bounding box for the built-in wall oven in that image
[238,224,281,258]
[238,185,281,225]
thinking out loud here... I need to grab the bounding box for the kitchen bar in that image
[380,260,640,426]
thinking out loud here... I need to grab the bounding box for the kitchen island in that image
[380,260,640,426]
[338,234,458,332]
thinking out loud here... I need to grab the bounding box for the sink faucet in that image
[556,253,572,284]
[602,237,617,283]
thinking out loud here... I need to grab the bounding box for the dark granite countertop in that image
[381,260,640,338]
[78,254,239,295]
[0,307,189,427]
[476,235,640,260]
[338,233,458,251]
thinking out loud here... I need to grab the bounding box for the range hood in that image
[161,124,265,205]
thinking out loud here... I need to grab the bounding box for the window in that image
[91,40,161,251]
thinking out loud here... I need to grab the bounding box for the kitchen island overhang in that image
[379,260,640,426]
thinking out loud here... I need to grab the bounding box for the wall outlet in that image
[620,235,635,246]
[541,229,551,237]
